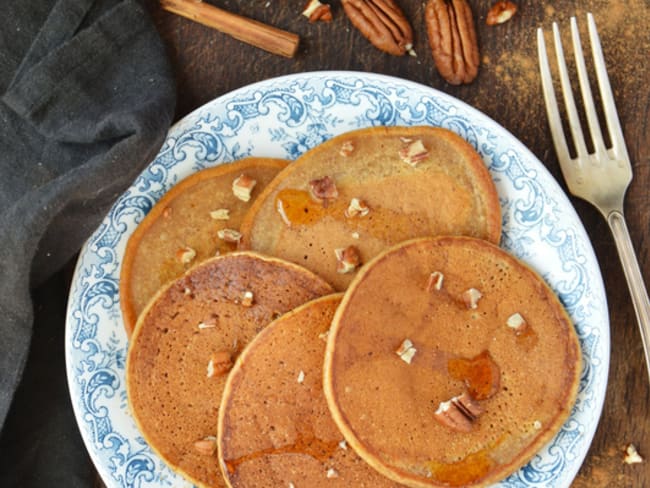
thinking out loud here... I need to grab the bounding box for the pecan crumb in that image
[198,322,217,329]
[395,338,417,364]
[297,370,305,383]
[335,245,361,274]
[217,228,242,243]
[193,436,217,455]
[338,439,347,450]
[241,290,254,307]
[434,392,483,432]
[462,288,482,309]
[309,176,338,205]
[302,0,332,23]
[624,444,644,464]
[399,139,429,166]
[427,271,444,291]
[326,468,339,478]
[232,174,257,202]
[506,312,527,332]
[486,1,517,25]
[339,140,355,156]
[176,246,196,264]
[207,351,233,378]
[210,208,230,220]
[345,197,370,218]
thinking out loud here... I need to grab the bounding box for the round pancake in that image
[239,126,501,290]
[218,294,404,488]
[127,252,333,488]
[120,157,288,336]
[323,237,581,487]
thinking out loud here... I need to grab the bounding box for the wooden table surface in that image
[125,1,650,486]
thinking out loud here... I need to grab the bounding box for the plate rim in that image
[65,69,610,488]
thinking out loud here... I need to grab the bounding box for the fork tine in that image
[570,17,607,158]
[587,13,630,163]
[552,22,589,160]
[537,28,572,166]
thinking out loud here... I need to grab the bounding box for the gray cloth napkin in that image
[0,0,175,484]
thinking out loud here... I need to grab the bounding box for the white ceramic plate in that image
[66,71,608,488]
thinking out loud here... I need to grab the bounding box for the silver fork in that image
[537,13,650,380]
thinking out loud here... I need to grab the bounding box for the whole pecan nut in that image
[341,0,414,56]
[425,0,479,85]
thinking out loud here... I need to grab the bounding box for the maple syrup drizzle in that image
[224,433,340,475]
[427,448,495,486]
[275,189,326,226]
[447,350,501,400]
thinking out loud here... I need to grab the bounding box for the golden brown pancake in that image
[127,252,333,488]
[240,126,501,290]
[323,237,581,487]
[120,157,288,336]
[218,294,404,488]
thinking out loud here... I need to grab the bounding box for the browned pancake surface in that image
[127,252,333,488]
[120,157,288,335]
[324,237,581,487]
[240,126,501,290]
[218,294,404,487]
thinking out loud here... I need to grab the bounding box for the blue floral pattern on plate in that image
[65,71,609,488]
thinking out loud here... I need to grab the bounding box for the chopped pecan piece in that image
[241,290,254,307]
[486,1,517,25]
[339,140,355,156]
[462,287,482,309]
[217,228,242,244]
[506,312,528,333]
[345,197,370,217]
[232,174,257,202]
[210,208,230,220]
[302,0,333,22]
[207,351,234,378]
[309,176,339,206]
[335,245,361,274]
[193,436,217,455]
[399,139,429,166]
[176,246,197,264]
[434,392,483,432]
[427,271,444,291]
[624,444,644,464]
[395,338,417,364]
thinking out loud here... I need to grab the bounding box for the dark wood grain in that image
[115,1,649,486]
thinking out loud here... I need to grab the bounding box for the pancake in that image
[323,237,581,487]
[239,125,501,290]
[126,252,333,488]
[218,294,404,488]
[120,157,288,336]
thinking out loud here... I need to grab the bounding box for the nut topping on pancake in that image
[241,290,254,307]
[217,228,242,243]
[345,197,370,218]
[175,246,196,264]
[462,287,482,309]
[339,140,355,156]
[399,138,429,166]
[335,245,361,273]
[308,175,339,205]
[427,271,444,291]
[326,467,339,478]
[506,312,527,332]
[232,174,257,202]
[207,351,234,378]
[434,392,483,433]
[209,208,230,220]
[396,338,417,364]
[193,436,217,455]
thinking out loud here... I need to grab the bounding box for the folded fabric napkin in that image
[0,0,175,485]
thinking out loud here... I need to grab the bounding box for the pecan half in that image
[341,0,415,56]
[434,392,483,432]
[425,0,479,85]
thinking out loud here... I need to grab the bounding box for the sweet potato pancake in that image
[127,252,332,488]
[323,236,581,487]
[120,157,288,335]
[240,126,501,290]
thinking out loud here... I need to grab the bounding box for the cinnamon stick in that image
[160,0,300,58]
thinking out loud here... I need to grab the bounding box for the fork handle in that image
[608,210,650,381]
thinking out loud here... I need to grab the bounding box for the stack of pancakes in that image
[123,126,582,488]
